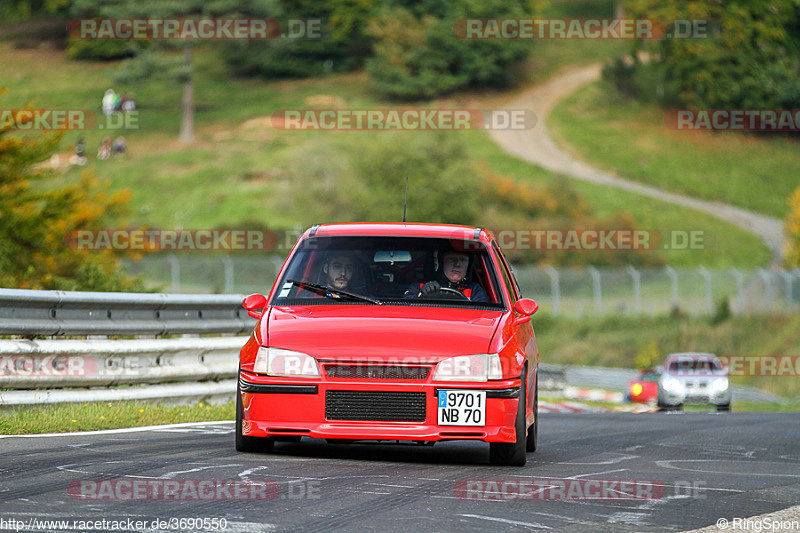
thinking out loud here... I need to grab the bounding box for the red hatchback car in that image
[627,369,660,404]
[237,223,540,465]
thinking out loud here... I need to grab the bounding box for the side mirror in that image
[512,298,538,326]
[243,293,267,319]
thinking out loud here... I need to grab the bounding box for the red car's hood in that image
[265,305,504,362]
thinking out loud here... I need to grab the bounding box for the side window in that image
[492,242,519,302]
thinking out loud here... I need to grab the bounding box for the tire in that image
[526,372,538,453]
[235,383,274,453]
[716,403,731,412]
[490,370,527,466]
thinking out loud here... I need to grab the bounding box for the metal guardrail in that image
[0,337,247,406]
[0,288,256,336]
[537,363,567,392]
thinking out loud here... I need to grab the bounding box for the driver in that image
[405,250,488,302]
[323,252,356,290]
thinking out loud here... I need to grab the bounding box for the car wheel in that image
[526,372,538,453]
[675,403,684,411]
[490,370,527,466]
[716,403,731,412]
[235,383,274,453]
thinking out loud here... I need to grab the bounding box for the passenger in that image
[322,252,356,291]
[405,250,488,302]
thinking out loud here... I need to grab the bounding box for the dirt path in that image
[489,64,784,265]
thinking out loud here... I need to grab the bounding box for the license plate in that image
[437,390,486,426]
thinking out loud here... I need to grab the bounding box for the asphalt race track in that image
[1,412,798,532]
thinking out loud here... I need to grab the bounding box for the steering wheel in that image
[418,287,470,300]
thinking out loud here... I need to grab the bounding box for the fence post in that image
[730,268,744,315]
[587,266,602,314]
[795,269,800,307]
[167,254,181,292]
[698,266,712,315]
[758,269,772,313]
[626,266,641,316]
[222,255,234,294]
[778,270,793,311]
[544,266,560,316]
[664,266,678,311]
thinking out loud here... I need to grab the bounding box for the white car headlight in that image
[710,378,729,393]
[254,347,320,378]
[662,376,684,392]
[433,354,504,381]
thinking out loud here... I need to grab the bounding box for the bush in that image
[283,132,482,226]
[66,38,140,61]
[711,296,732,325]
[222,0,373,79]
[624,0,800,109]
[367,0,535,100]
[0,93,142,291]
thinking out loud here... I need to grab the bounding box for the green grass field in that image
[0,0,775,270]
[549,80,800,219]
[0,400,233,434]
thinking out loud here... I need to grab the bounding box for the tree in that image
[223,0,374,78]
[623,0,800,109]
[71,0,280,142]
[0,92,139,290]
[367,0,537,99]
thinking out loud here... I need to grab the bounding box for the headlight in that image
[662,376,683,392]
[253,347,320,378]
[433,354,504,381]
[709,378,729,393]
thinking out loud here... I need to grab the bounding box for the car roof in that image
[665,352,717,360]
[303,223,491,242]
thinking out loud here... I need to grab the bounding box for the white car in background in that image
[657,353,731,411]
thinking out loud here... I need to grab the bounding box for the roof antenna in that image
[402,176,408,223]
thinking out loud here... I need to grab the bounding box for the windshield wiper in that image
[287,279,382,305]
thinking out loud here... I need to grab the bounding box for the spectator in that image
[102,89,116,116]
[97,137,112,160]
[121,94,136,113]
[73,137,87,166]
[112,136,127,156]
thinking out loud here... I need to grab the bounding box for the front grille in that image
[325,391,427,422]
[324,364,430,380]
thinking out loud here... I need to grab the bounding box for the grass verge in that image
[549,80,800,219]
[0,400,234,435]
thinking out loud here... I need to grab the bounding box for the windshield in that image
[271,236,505,308]
[666,357,723,375]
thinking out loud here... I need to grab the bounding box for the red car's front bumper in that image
[239,370,522,443]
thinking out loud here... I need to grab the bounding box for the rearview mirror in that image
[512,298,538,326]
[373,250,412,263]
[243,293,267,319]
